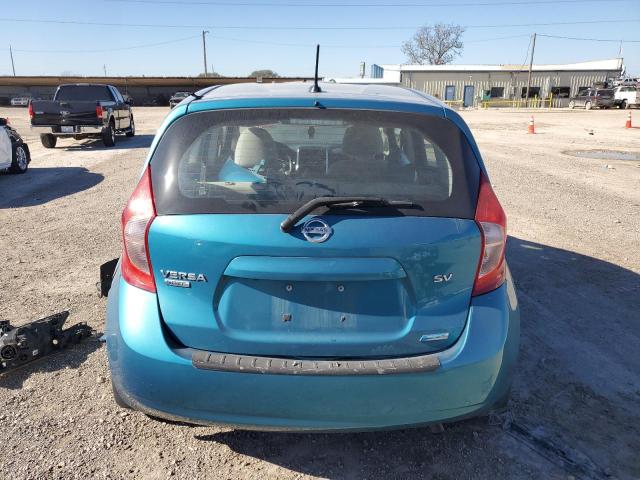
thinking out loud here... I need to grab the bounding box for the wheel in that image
[585,101,592,110]
[40,133,56,148]
[125,116,135,137]
[9,144,29,174]
[102,120,116,147]
[568,100,575,109]
[621,100,628,110]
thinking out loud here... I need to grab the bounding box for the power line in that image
[7,34,200,53]
[0,33,532,54]
[105,0,632,6]
[537,33,640,43]
[0,17,638,30]
[207,33,531,49]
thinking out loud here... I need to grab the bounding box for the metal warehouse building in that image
[365,58,624,107]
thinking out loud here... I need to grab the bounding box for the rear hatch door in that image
[147,107,482,358]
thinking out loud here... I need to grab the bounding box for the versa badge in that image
[161,270,207,288]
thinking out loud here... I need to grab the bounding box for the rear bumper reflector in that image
[192,350,440,376]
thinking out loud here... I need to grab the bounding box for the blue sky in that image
[1,0,638,77]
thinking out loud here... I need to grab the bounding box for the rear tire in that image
[102,120,116,147]
[621,100,628,110]
[9,144,29,174]
[125,116,135,137]
[585,101,592,110]
[568,100,575,109]
[40,133,56,148]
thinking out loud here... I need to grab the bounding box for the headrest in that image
[234,127,275,168]
[342,125,383,159]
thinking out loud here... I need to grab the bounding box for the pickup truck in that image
[30,84,135,148]
[613,85,639,109]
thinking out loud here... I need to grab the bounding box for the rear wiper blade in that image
[280,196,414,232]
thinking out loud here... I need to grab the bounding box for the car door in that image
[116,88,131,128]
[111,87,124,129]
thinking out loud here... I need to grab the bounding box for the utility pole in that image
[202,30,209,76]
[525,32,536,106]
[9,45,16,76]
[103,64,107,77]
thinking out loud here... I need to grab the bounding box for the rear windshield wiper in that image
[280,196,415,232]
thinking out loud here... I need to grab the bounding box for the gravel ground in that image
[0,106,638,480]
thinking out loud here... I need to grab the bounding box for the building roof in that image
[379,58,623,73]
[199,81,442,107]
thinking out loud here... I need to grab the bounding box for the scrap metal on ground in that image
[0,311,93,374]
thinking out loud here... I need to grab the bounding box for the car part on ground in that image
[0,311,94,374]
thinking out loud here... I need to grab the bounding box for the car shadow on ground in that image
[0,337,103,390]
[56,134,154,151]
[200,237,640,479]
[0,166,104,208]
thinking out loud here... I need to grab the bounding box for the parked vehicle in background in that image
[106,82,520,431]
[614,86,639,109]
[10,96,31,107]
[30,84,135,148]
[169,91,191,109]
[0,118,31,174]
[569,88,615,110]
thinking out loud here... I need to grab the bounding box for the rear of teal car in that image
[105,83,519,431]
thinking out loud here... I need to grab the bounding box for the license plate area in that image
[61,126,75,133]
[216,277,413,335]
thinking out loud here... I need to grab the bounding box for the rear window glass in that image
[55,85,114,102]
[150,109,480,219]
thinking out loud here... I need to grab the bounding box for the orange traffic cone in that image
[527,115,535,134]
[625,112,632,129]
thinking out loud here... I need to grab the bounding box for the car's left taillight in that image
[28,102,34,119]
[472,172,507,296]
[121,166,156,292]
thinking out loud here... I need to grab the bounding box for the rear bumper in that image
[30,125,103,135]
[105,268,519,432]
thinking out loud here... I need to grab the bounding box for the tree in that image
[249,69,280,78]
[401,23,465,65]
[198,71,223,78]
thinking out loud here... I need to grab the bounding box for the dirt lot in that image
[0,105,638,480]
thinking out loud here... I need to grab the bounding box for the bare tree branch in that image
[401,23,465,65]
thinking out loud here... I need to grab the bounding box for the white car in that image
[10,97,31,107]
[0,118,30,174]
[614,86,639,109]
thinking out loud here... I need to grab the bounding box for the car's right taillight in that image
[28,102,34,119]
[121,166,156,292]
[472,172,507,296]
[96,104,104,120]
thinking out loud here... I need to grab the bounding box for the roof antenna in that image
[310,44,322,93]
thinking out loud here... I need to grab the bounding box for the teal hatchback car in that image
[106,82,519,431]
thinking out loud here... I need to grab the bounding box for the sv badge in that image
[433,273,453,283]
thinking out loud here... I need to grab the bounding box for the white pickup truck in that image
[614,86,639,109]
